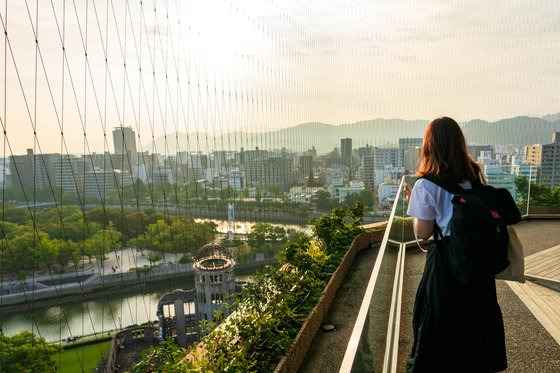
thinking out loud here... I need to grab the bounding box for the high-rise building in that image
[360,155,375,187]
[539,132,560,187]
[112,126,137,155]
[524,144,542,165]
[112,126,138,168]
[468,145,493,160]
[227,170,245,190]
[8,149,35,191]
[356,145,372,158]
[372,147,399,186]
[340,138,353,167]
[8,150,86,194]
[403,147,421,172]
[398,138,423,168]
[84,169,117,199]
[53,155,87,194]
[298,155,313,177]
[263,157,295,190]
[213,151,228,174]
[372,147,399,169]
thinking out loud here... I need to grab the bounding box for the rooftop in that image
[300,219,560,372]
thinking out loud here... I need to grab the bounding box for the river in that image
[0,219,311,343]
[0,274,253,343]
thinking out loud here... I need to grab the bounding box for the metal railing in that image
[340,176,411,372]
[340,172,560,372]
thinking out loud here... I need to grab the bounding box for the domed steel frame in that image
[193,242,236,325]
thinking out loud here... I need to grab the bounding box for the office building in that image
[341,138,352,167]
[539,132,560,187]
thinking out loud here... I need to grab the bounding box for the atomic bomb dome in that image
[193,242,236,324]
[193,242,234,270]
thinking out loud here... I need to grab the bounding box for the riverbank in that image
[0,257,276,312]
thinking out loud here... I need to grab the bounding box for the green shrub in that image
[134,203,366,372]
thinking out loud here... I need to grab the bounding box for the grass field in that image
[52,340,111,373]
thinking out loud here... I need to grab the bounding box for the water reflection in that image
[2,275,251,342]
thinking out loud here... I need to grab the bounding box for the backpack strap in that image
[417,174,465,240]
[433,221,444,241]
[419,174,464,194]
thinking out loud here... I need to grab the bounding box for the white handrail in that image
[339,175,407,372]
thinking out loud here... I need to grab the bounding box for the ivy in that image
[134,203,365,372]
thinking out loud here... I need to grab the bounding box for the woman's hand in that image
[404,184,412,203]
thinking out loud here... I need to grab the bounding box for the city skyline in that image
[1,0,560,155]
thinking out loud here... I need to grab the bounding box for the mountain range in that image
[145,115,560,155]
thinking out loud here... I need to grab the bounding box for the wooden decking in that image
[507,280,560,345]
[525,244,560,282]
[505,244,560,346]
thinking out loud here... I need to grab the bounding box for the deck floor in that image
[525,244,560,282]
[506,280,560,345]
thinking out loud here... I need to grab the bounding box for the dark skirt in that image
[406,240,507,373]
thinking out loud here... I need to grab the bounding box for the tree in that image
[247,223,286,248]
[343,189,374,208]
[295,204,310,219]
[147,252,163,266]
[8,231,57,272]
[286,229,307,242]
[2,205,31,225]
[515,176,559,206]
[306,170,316,187]
[315,190,338,211]
[313,202,364,256]
[83,225,122,262]
[0,331,60,372]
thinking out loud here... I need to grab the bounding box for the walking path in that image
[525,244,560,283]
[507,280,560,345]
[300,220,560,372]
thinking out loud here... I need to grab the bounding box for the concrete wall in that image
[274,223,386,373]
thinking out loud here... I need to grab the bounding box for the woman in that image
[404,117,507,372]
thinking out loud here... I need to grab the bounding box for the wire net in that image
[1,0,559,371]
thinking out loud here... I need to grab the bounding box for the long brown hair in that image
[417,117,482,183]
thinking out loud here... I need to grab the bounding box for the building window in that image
[211,293,224,305]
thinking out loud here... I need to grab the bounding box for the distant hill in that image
[543,113,560,122]
[462,116,560,146]
[145,116,560,155]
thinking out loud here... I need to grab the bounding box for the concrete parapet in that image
[275,224,386,372]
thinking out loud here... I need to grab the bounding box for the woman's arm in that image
[406,180,435,239]
[414,218,434,240]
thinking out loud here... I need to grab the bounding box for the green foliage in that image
[0,204,214,275]
[247,223,286,248]
[53,340,111,373]
[312,201,365,256]
[133,338,188,373]
[135,203,365,372]
[147,252,163,265]
[315,190,338,211]
[515,176,560,206]
[0,331,60,373]
[130,217,215,254]
[343,189,374,208]
[178,255,192,264]
[83,225,122,261]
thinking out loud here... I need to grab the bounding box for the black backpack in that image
[420,175,522,284]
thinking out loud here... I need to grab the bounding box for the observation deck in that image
[301,177,560,372]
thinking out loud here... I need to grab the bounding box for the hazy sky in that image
[1,0,559,154]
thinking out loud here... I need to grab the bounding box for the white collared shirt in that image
[407,178,472,237]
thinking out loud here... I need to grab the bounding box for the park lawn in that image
[52,340,111,373]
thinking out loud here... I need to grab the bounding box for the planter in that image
[274,223,386,373]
